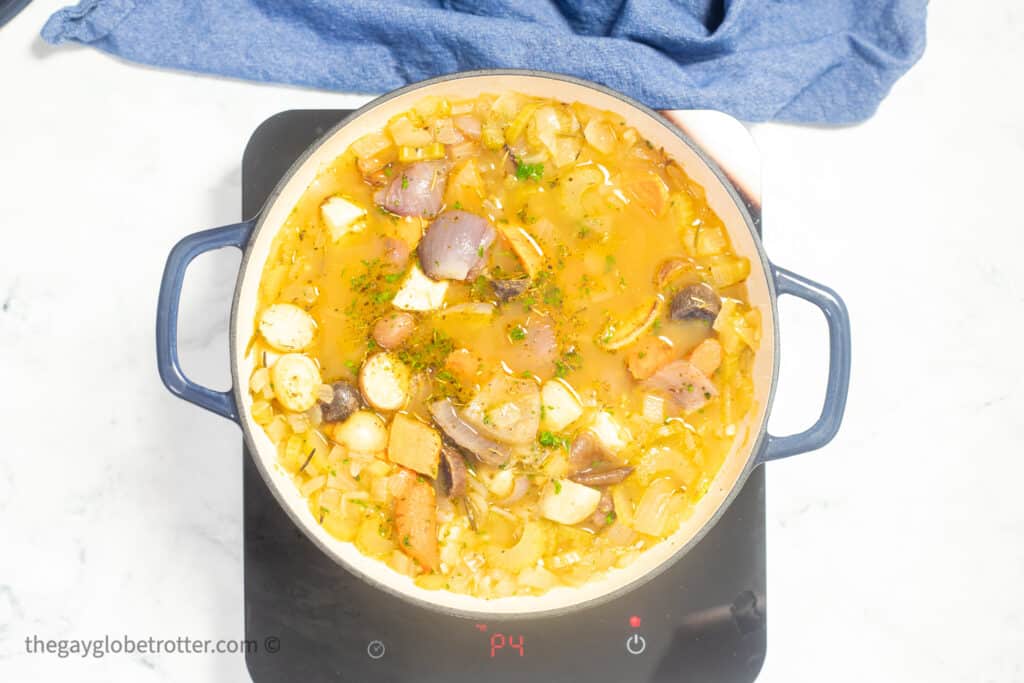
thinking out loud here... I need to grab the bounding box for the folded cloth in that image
[41,0,926,124]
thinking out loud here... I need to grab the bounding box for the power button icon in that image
[626,634,646,655]
[367,640,386,659]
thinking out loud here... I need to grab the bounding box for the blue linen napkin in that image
[40,0,926,124]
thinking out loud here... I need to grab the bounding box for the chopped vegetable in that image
[463,375,542,445]
[387,412,441,478]
[597,297,662,350]
[258,303,316,352]
[392,263,449,311]
[320,196,367,240]
[332,410,388,453]
[320,380,362,423]
[270,353,321,412]
[392,469,440,571]
[539,379,583,432]
[359,352,411,411]
[688,338,723,376]
[540,479,602,525]
[372,312,417,350]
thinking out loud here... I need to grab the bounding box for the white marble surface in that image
[1,2,1022,681]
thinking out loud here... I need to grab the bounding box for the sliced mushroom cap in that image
[320,381,363,423]
[491,277,530,302]
[570,466,634,487]
[669,282,722,324]
[428,398,511,466]
[438,440,468,499]
[578,489,615,533]
[568,431,612,475]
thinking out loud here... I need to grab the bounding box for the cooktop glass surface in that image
[241,109,767,683]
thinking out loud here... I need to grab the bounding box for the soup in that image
[246,93,760,598]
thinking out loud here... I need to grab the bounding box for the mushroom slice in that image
[491,277,530,302]
[463,375,542,445]
[438,440,468,498]
[669,283,722,324]
[569,466,634,487]
[597,297,662,351]
[258,303,316,352]
[428,398,511,466]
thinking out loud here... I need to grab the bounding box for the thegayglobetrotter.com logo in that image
[24,634,281,659]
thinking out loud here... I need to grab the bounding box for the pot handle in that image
[760,266,851,462]
[156,221,255,423]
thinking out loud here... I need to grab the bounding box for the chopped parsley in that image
[515,161,544,182]
[401,174,410,189]
[453,201,463,210]
[538,431,568,449]
[552,479,563,494]
[509,324,527,342]
[543,287,563,307]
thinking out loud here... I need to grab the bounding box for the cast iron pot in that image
[156,71,851,618]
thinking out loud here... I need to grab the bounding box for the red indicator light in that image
[629,616,642,628]
[475,624,488,632]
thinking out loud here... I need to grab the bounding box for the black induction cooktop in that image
[241,109,767,683]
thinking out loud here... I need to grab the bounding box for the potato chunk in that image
[392,263,449,311]
[540,479,602,525]
[320,196,367,241]
[540,379,583,432]
[387,412,441,478]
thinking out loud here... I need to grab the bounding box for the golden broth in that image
[246,93,760,598]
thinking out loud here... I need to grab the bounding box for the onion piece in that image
[418,210,496,281]
[643,359,717,412]
[502,475,530,505]
[428,398,511,466]
[376,161,447,218]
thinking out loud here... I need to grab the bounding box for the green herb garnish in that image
[515,161,544,182]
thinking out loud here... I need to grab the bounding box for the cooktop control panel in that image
[241,110,766,683]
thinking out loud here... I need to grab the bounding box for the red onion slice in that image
[428,398,511,466]
[418,211,496,281]
[376,161,447,218]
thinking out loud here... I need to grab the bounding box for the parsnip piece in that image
[498,224,545,278]
[387,412,441,478]
[359,352,411,411]
[588,411,630,453]
[270,353,321,412]
[258,303,317,352]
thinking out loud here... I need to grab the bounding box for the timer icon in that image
[366,640,386,660]
[625,633,646,656]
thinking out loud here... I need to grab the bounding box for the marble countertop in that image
[2,2,1022,681]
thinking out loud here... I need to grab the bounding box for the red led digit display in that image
[489,632,525,657]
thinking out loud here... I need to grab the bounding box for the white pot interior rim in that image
[229,70,781,618]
